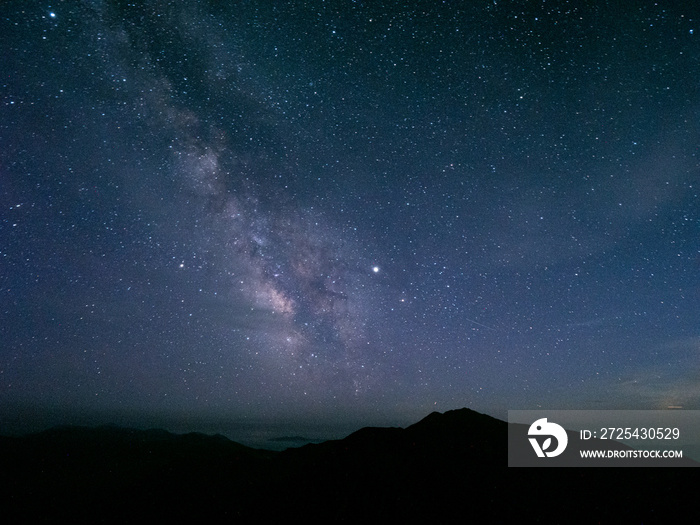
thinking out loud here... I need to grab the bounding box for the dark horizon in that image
[4,406,698,522]
[0,399,423,449]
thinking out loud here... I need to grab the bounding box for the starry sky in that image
[2,1,699,441]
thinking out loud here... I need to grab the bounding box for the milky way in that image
[81,0,394,403]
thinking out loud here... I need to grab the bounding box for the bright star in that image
[372,266,379,273]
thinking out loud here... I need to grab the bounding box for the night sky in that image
[2,1,699,443]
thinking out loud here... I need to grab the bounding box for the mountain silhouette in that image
[1,408,697,522]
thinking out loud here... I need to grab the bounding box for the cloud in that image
[592,336,700,409]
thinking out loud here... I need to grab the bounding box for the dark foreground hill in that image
[1,408,696,523]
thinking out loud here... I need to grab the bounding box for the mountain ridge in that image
[1,407,697,522]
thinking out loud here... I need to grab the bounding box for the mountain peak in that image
[408,407,504,431]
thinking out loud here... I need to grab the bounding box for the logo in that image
[528,418,568,457]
